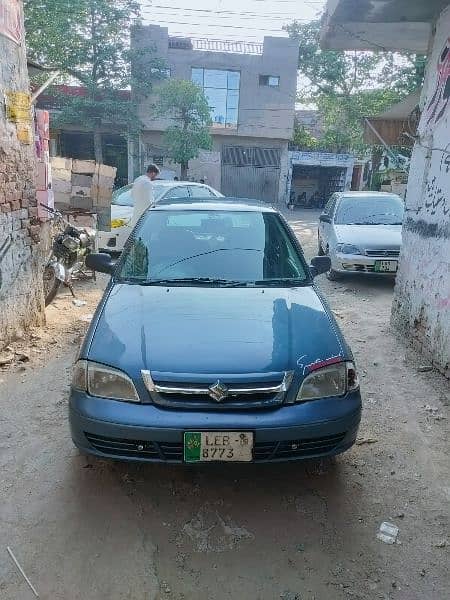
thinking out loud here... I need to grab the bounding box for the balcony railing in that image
[169,36,263,55]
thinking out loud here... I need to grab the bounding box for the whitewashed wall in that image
[392,5,450,377]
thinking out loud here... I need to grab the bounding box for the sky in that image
[140,0,326,42]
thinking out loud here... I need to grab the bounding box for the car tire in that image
[324,247,342,281]
[318,236,324,256]
[326,268,342,281]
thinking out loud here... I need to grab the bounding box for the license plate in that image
[374,260,398,273]
[184,431,254,463]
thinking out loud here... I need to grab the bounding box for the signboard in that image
[0,0,22,45]
[5,91,32,144]
[5,91,31,123]
[289,151,354,168]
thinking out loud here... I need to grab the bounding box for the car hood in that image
[334,224,402,250]
[111,204,133,222]
[87,285,346,380]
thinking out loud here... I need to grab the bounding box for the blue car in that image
[70,199,361,463]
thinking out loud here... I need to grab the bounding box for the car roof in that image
[151,197,277,213]
[336,191,401,199]
[152,180,212,188]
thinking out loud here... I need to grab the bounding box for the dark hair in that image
[146,163,160,175]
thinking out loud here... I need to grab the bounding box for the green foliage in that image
[292,123,318,150]
[24,1,166,160]
[155,80,213,174]
[285,19,425,154]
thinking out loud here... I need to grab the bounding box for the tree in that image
[284,19,425,153]
[292,122,318,150]
[155,80,213,179]
[24,1,165,162]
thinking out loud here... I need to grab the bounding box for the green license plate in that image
[184,431,254,462]
[374,260,398,273]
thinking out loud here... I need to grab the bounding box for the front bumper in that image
[69,390,362,463]
[332,252,398,274]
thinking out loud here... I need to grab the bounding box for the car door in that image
[319,194,337,252]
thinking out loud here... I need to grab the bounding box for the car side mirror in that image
[85,252,117,275]
[319,214,331,223]
[310,256,331,278]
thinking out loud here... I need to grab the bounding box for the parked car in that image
[318,192,404,280]
[97,181,223,253]
[70,198,361,464]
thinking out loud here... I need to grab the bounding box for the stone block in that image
[72,174,93,188]
[51,157,72,171]
[73,159,96,175]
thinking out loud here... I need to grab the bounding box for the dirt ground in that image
[0,209,449,600]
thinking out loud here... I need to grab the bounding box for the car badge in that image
[208,380,229,402]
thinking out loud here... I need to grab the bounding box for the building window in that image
[192,68,240,128]
[259,75,280,87]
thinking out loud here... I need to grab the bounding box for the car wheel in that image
[318,235,324,256]
[325,248,342,280]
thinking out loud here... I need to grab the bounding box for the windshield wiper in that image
[252,278,308,287]
[130,277,248,287]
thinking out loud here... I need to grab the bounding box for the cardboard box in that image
[52,168,71,182]
[54,192,71,205]
[71,186,91,197]
[70,196,94,210]
[96,163,117,178]
[51,157,72,171]
[73,160,96,175]
[53,179,71,194]
[72,173,93,187]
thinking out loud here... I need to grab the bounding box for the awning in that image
[363,91,421,146]
[321,0,448,52]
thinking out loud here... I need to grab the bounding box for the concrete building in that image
[132,26,299,203]
[295,109,323,139]
[322,0,450,377]
[0,1,47,344]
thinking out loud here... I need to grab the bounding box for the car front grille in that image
[365,249,400,257]
[141,371,292,410]
[342,264,376,272]
[85,432,346,462]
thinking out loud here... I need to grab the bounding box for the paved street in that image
[0,210,449,600]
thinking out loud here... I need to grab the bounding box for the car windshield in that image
[112,184,167,207]
[334,196,404,225]
[116,209,308,286]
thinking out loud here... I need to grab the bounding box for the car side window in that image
[164,186,190,199]
[189,186,216,198]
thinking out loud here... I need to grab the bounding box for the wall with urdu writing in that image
[391,5,450,377]
[0,2,46,344]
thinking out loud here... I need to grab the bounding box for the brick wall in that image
[0,8,47,345]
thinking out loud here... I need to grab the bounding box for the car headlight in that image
[71,360,140,402]
[336,243,361,255]
[296,361,359,402]
[111,218,129,228]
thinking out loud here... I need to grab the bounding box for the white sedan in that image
[98,181,223,253]
[318,192,404,280]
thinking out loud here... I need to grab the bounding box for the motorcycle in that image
[41,205,97,306]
